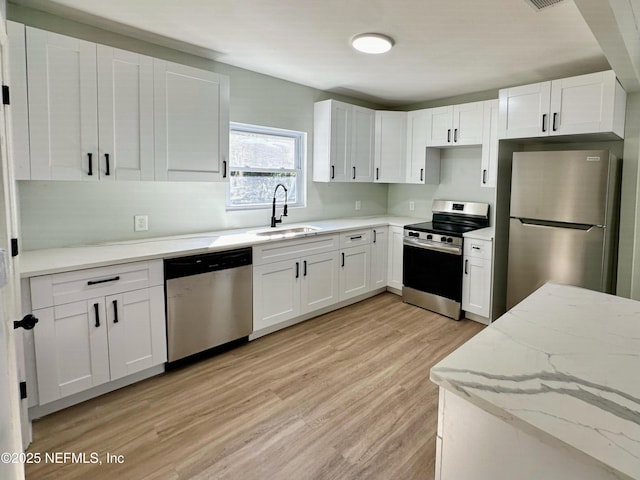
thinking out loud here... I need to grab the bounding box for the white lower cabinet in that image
[301,251,340,313]
[339,244,371,300]
[370,227,388,290]
[462,238,493,321]
[30,260,166,405]
[387,226,405,292]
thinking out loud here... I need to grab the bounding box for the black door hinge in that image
[2,86,10,105]
[10,238,18,257]
[19,381,27,400]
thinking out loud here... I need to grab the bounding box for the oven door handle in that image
[403,237,462,255]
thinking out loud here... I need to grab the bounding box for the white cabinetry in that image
[481,99,499,188]
[374,111,407,183]
[498,70,626,140]
[7,21,30,180]
[387,226,405,293]
[252,234,340,331]
[406,109,441,184]
[339,230,371,300]
[26,27,155,181]
[30,260,166,405]
[313,99,375,182]
[370,227,388,290]
[462,237,493,322]
[154,60,230,182]
[426,102,484,147]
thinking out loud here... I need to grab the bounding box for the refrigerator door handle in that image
[516,217,599,231]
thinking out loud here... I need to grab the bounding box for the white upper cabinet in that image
[481,99,499,188]
[27,27,99,181]
[374,110,407,183]
[154,60,230,182]
[97,46,155,181]
[406,109,441,184]
[498,70,626,140]
[426,101,484,147]
[7,21,30,180]
[313,99,374,182]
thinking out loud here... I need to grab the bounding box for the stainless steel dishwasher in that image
[164,247,252,363]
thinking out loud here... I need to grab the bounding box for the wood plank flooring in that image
[26,293,484,480]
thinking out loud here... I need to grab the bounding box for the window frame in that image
[226,122,306,211]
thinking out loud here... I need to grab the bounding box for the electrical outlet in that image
[355,200,361,211]
[134,215,149,232]
[409,201,415,211]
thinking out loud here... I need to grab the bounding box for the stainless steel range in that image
[403,200,489,319]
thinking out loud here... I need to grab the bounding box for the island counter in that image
[430,283,640,480]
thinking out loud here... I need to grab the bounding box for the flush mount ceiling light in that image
[351,33,394,54]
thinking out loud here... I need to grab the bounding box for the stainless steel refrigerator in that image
[507,150,621,309]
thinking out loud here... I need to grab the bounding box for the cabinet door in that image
[426,106,453,147]
[97,46,154,181]
[549,71,617,137]
[351,105,375,182]
[301,251,340,313]
[154,60,230,181]
[253,259,301,331]
[481,100,498,188]
[33,299,109,405]
[106,286,166,381]
[7,21,30,180]
[27,27,99,181]
[387,226,404,292]
[327,100,350,182]
[339,245,371,300]
[498,82,551,139]
[462,256,491,318]
[374,111,407,183]
[406,110,428,184]
[453,102,484,145]
[370,227,388,290]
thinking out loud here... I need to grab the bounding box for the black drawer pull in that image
[222,159,227,178]
[341,252,345,267]
[295,262,299,278]
[94,303,100,327]
[88,153,93,176]
[350,235,363,240]
[420,168,424,182]
[465,259,469,275]
[373,230,377,243]
[105,153,110,176]
[331,165,335,179]
[87,276,120,286]
[113,300,119,323]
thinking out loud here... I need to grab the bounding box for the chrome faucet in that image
[270,183,288,227]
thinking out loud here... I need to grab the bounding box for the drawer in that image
[253,234,339,266]
[339,229,371,248]
[30,259,163,309]
[464,239,492,260]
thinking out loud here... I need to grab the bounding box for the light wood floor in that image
[26,293,484,480]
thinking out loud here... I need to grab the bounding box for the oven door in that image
[403,238,463,302]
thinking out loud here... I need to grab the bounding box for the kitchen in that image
[0,0,639,479]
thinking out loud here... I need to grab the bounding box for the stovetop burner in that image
[404,221,481,237]
[404,200,490,237]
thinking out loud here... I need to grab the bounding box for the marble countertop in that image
[430,283,640,479]
[463,226,494,241]
[20,216,421,277]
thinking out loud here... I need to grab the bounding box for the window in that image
[227,123,306,209]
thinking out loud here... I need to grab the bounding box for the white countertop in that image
[463,226,494,241]
[20,216,421,277]
[431,283,640,480]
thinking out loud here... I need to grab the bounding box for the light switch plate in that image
[134,215,149,232]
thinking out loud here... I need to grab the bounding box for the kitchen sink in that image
[252,225,322,237]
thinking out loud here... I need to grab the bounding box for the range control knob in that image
[447,238,453,243]
[441,236,447,242]
[426,234,433,240]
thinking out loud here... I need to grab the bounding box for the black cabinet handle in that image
[350,235,362,240]
[376,168,379,180]
[454,128,458,143]
[94,303,100,327]
[447,129,451,143]
[295,262,299,278]
[373,230,377,244]
[113,300,119,323]
[87,276,120,286]
[420,168,424,182]
[341,252,345,267]
[331,165,335,179]
[552,112,558,132]
[105,153,110,176]
[542,113,547,133]
[465,259,469,275]
[482,169,487,184]
[88,153,93,176]
[222,160,227,178]
[352,166,356,180]
[303,260,307,277]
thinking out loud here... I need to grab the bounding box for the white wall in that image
[10,5,388,250]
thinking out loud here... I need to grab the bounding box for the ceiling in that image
[10,0,612,107]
